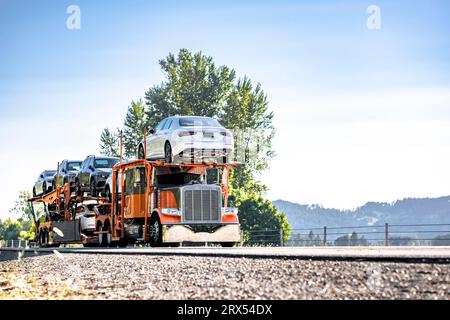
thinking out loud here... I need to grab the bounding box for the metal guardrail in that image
[2,223,450,248]
[0,239,32,249]
[242,223,450,247]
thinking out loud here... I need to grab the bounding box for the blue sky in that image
[1,0,450,218]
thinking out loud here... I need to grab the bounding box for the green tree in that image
[0,219,23,240]
[100,128,120,157]
[238,197,290,245]
[144,48,236,128]
[99,49,288,237]
[8,190,36,240]
[143,50,275,196]
[222,77,275,197]
[221,77,275,171]
[123,100,147,158]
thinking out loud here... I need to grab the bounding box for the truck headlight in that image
[221,207,238,216]
[161,208,182,216]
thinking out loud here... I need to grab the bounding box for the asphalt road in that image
[1,252,449,299]
[3,246,450,262]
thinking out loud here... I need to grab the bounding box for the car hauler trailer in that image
[94,159,241,247]
[28,130,241,248]
[28,166,105,247]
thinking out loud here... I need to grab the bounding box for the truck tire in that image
[220,242,235,247]
[117,239,128,248]
[149,214,162,247]
[98,225,106,247]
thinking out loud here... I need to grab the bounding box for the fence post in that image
[323,226,327,246]
[279,229,284,247]
[384,223,389,246]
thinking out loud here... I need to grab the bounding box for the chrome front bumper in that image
[162,224,241,243]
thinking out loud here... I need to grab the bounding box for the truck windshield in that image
[179,117,221,127]
[95,159,118,168]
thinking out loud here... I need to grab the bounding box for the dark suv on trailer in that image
[75,155,120,197]
[52,159,82,191]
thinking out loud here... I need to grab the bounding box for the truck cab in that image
[99,160,240,247]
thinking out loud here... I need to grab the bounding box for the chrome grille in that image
[183,187,220,222]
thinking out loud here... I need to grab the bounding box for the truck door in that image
[124,167,146,218]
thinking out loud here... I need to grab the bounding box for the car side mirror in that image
[149,128,155,135]
[40,175,44,179]
[89,165,94,170]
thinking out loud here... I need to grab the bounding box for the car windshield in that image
[67,162,81,171]
[179,117,221,127]
[94,158,118,168]
[45,171,56,177]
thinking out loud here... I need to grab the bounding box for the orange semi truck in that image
[94,159,241,247]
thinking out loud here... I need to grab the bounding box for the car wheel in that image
[90,179,97,197]
[138,144,145,160]
[222,148,230,164]
[75,180,80,196]
[149,214,162,247]
[105,186,112,203]
[164,142,172,163]
[75,180,81,197]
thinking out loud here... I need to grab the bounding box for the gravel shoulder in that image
[1,253,449,299]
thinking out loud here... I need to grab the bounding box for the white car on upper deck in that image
[137,116,233,164]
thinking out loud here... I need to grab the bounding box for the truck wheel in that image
[104,222,112,246]
[149,214,162,247]
[117,239,127,248]
[220,242,235,247]
[98,225,106,247]
[164,142,172,163]
[40,230,48,247]
[138,144,145,160]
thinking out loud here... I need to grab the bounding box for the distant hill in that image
[273,197,450,241]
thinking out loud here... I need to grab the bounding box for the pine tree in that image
[123,100,147,158]
[100,128,120,157]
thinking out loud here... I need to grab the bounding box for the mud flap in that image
[52,220,81,243]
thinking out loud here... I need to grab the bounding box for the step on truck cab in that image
[95,159,241,247]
